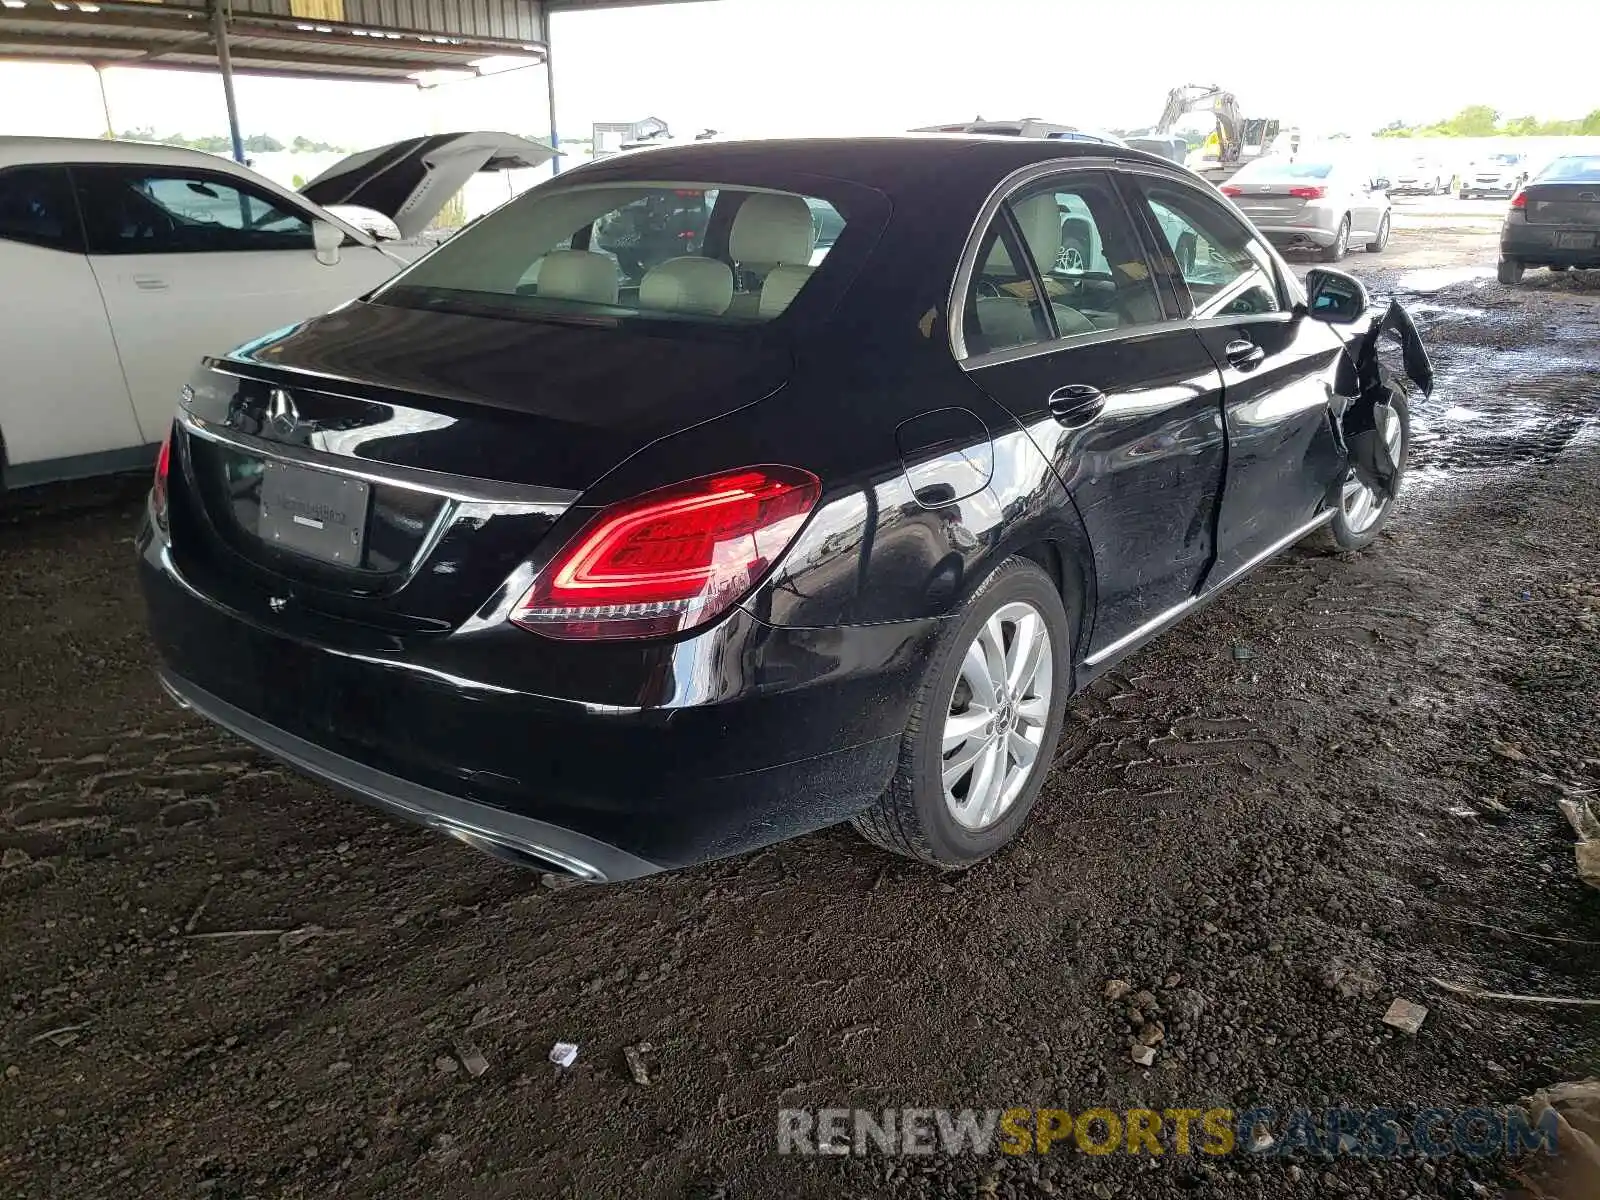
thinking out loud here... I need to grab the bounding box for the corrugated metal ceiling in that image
[0,0,708,84]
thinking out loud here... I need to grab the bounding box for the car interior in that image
[964,183,1165,355]
[513,187,836,322]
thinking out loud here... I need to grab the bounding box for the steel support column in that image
[210,1,244,163]
[543,6,559,175]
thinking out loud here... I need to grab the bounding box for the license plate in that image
[1557,232,1596,249]
[258,460,370,565]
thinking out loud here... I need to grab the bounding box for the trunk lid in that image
[300,132,558,240]
[1231,188,1311,220]
[1522,182,1600,226]
[170,301,791,631]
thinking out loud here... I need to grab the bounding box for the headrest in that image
[640,257,734,316]
[536,248,619,304]
[759,264,813,319]
[984,192,1063,275]
[730,192,815,265]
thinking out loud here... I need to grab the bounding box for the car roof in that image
[0,135,249,172]
[562,134,1181,194]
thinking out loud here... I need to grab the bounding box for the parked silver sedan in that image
[1222,156,1392,262]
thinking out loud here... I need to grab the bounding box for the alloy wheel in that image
[1341,404,1405,533]
[941,601,1054,831]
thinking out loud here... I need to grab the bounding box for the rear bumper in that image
[1502,223,1600,267]
[140,527,937,877]
[160,671,657,880]
[1256,223,1338,249]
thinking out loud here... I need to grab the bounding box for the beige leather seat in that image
[975,194,1096,349]
[639,256,734,316]
[728,193,816,318]
[536,249,620,304]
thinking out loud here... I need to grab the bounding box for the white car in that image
[1391,156,1451,196]
[0,132,553,489]
[1460,153,1529,200]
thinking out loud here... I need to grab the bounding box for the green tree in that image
[1580,109,1600,136]
[1447,105,1501,137]
[1375,119,1413,139]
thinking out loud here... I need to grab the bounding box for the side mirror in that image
[312,220,343,267]
[324,205,403,243]
[1303,267,1369,325]
[1372,177,1391,191]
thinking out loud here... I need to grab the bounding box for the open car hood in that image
[300,132,557,240]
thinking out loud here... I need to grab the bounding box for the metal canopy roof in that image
[0,0,704,85]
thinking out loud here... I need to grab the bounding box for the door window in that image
[0,166,83,253]
[1134,180,1285,318]
[1011,175,1166,334]
[73,166,316,255]
[959,170,1165,357]
[961,216,1052,354]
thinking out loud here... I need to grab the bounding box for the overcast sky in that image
[2,0,1596,148]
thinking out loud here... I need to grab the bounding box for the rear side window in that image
[959,170,1164,357]
[0,166,83,253]
[74,167,315,254]
[376,182,852,326]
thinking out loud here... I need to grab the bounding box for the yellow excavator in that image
[1125,85,1291,183]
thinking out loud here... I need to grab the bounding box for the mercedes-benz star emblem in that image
[266,388,298,437]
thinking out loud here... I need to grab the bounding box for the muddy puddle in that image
[1371,274,1600,479]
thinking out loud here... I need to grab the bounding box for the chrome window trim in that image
[962,316,1195,371]
[947,155,1121,363]
[176,404,577,512]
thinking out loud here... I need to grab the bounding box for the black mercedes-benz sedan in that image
[138,136,1426,881]
[1498,153,1600,284]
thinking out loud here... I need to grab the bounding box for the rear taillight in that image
[1288,186,1327,200]
[151,426,172,528]
[510,466,820,641]
[1220,184,1243,197]
[1510,190,1527,209]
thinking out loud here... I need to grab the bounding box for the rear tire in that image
[853,557,1071,869]
[1309,392,1410,553]
[1321,216,1351,262]
[1497,257,1524,285]
[1365,212,1391,253]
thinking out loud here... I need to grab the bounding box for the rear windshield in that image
[372,180,852,328]
[1230,159,1334,182]
[1536,156,1600,182]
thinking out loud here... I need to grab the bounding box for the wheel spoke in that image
[943,707,991,752]
[969,741,1007,827]
[1008,729,1039,772]
[1005,612,1043,695]
[1016,695,1049,727]
[960,640,997,707]
[942,734,990,791]
[979,614,1008,694]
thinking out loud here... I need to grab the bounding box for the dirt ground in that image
[3,222,1600,1200]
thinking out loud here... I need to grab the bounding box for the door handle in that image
[132,274,169,291]
[1046,383,1105,428]
[1224,338,1265,371]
